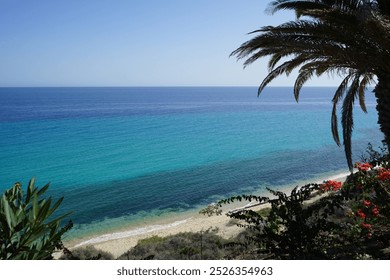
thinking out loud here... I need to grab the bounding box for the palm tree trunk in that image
[374,74,390,146]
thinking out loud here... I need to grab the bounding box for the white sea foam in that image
[73,218,192,248]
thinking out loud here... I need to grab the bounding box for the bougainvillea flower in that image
[378,171,390,181]
[321,180,342,192]
[372,206,380,216]
[363,200,371,207]
[361,223,372,229]
[354,162,373,171]
[357,209,366,219]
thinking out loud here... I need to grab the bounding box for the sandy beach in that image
[74,202,271,258]
[62,172,350,259]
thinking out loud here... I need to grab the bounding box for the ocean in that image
[0,87,383,242]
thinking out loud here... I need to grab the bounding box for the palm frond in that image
[293,60,340,101]
[294,68,314,102]
[268,54,283,71]
[341,74,360,171]
[258,61,292,95]
[331,73,353,146]
[258,56,308,95]
[268,0,330,15]
[358,74,375,113]
[331,73,352,146]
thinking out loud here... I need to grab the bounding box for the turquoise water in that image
[0,87,383,240]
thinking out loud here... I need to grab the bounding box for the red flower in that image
[361,223,372,229]
[372,206,379,216]
[354,162,373,172]
[363,200,371,207]
[376,167,386,173]
[321,180,342,192]
[378,171,390,181]
[357,209,366,219]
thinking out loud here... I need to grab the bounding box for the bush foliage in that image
[118,228,240,260]
[59,245,114,260]
[0,178,72,260]
[211,151,390,259]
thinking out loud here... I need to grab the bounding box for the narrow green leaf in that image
[46,197,64,218]
[36,198,51,222]
[32,195,38,221]
[27,178,35,193]
[37,183,50,197]
[25,179,34,205]
[2,197,15,230]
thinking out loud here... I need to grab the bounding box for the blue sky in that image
[0,0,342,87]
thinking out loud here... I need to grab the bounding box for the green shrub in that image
[0,178,72,260]
[59,245,114,260]
[219,185,347,259]
[137,235,165,246]
[118,228,235,260]
[214,158,390,259]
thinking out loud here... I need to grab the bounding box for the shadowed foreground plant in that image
[216,184,349,259]
[0,178,72,260]
[209,163,390,259]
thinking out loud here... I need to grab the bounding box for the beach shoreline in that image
[57,170,350,259]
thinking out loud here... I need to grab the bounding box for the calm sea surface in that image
[0,87,383,240]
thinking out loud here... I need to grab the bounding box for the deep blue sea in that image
[0,87,383,241]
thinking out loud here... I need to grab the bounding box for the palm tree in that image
[231,0,390,171]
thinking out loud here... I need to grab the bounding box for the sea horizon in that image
[0,86,383,242]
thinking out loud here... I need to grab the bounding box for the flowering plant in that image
[320,180,343,192]
[342,162,390,239]
[207,144,390,259]
[354,162,373,172]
